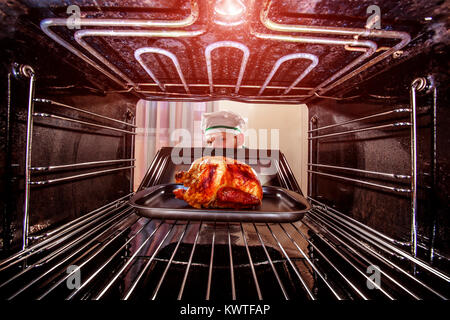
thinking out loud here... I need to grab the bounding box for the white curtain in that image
[133,100,217,190]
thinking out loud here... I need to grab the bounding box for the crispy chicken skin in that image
[174,156,263,209]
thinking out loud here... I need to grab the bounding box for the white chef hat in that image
[201,110,247,136]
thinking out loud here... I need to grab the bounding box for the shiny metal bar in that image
[205,41,250,94]
[30,166,135,186]
[8,208,135,299]
[309,109,412,133]
[37,215,143,299]
[130,116,136,193]
[240,223,263,300]
[122,222,177,300]
[39,1,200,88]
[259,0,410,94]
[151,223,190,300]
[178,222,203,300]
[227,224,236,300]
[308,122,411,140]
[252,224,289,300]
[34,98,137,128]
[33,112,136,135]
[135,47,190,93]
[74,29,205,87]
[0,195,131,271]
[137,82,314,91]
[307,197,410,247]
[30,159,135,172]
[133,89,311,99]
[265,223,315,300]
[278,223,343,299]
[290,222,369,300]
[205,222,216,300]
[251,30,378,96]
[22,69,36,250]
[258,53,318,96]
[95,220,164,299]
[67,218,158,300]
[410,79,421,260]
[308,163,411,180]
[310,206,450,291]
[308,209,441,299]
[308,170,411,193]
[0,205,133,291]
[303,213,395,300]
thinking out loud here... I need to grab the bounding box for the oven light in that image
[214,0,246,26]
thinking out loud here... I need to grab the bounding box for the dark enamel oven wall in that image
[307,44,449,272]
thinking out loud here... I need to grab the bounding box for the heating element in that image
[37,0,411,103]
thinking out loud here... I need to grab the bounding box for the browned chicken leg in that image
[173,156,263,209]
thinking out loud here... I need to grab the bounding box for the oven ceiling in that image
[5,0,447,102]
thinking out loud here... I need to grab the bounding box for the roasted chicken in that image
[173,156,263,209]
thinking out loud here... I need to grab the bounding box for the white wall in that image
[216,101,309,194]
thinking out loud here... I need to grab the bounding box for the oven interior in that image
[0,0,449,300]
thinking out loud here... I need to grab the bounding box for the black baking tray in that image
[129,183,311,222]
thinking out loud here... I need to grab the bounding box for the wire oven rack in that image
[0,122,448,299]
[0,167,448,300]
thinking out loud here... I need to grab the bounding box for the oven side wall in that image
[307,45,449,269]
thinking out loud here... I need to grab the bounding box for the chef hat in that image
[201,110,247,136]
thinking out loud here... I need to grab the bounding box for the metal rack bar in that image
[308,163,411,180]
[7,207,135,299]
[252,224,289,300]
[307,197,410,247]
[265,223,315,300]
[94,220,164,300]
[307,208,447,299]
[278,223,343,299]
[29,166,135,186]
[34,98,136,128]
[0,205,133,291]
[310,205,450,285]
[23,67,36,250]
[240,223,263,300]
[308,210,421,299]
[33,112,136,135]
[409,79,421,260]
[258,53,318,96]
[178,222,203,300]
[137,82,314,91]
[308,170,411,193]
[135,47,190,93]
[66,218,156,300]
[205,41,250,94]
[308,108,411,133]
[290,222,369,300]
[151,222,190,300]
[205,222,216,300]
[308,122,411,140]
[0,195,131,271]
[303,214,395,300]
[30,159,135,172]
[227,223,236,300]
[36,215,142,299]
[122,222,177,300]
